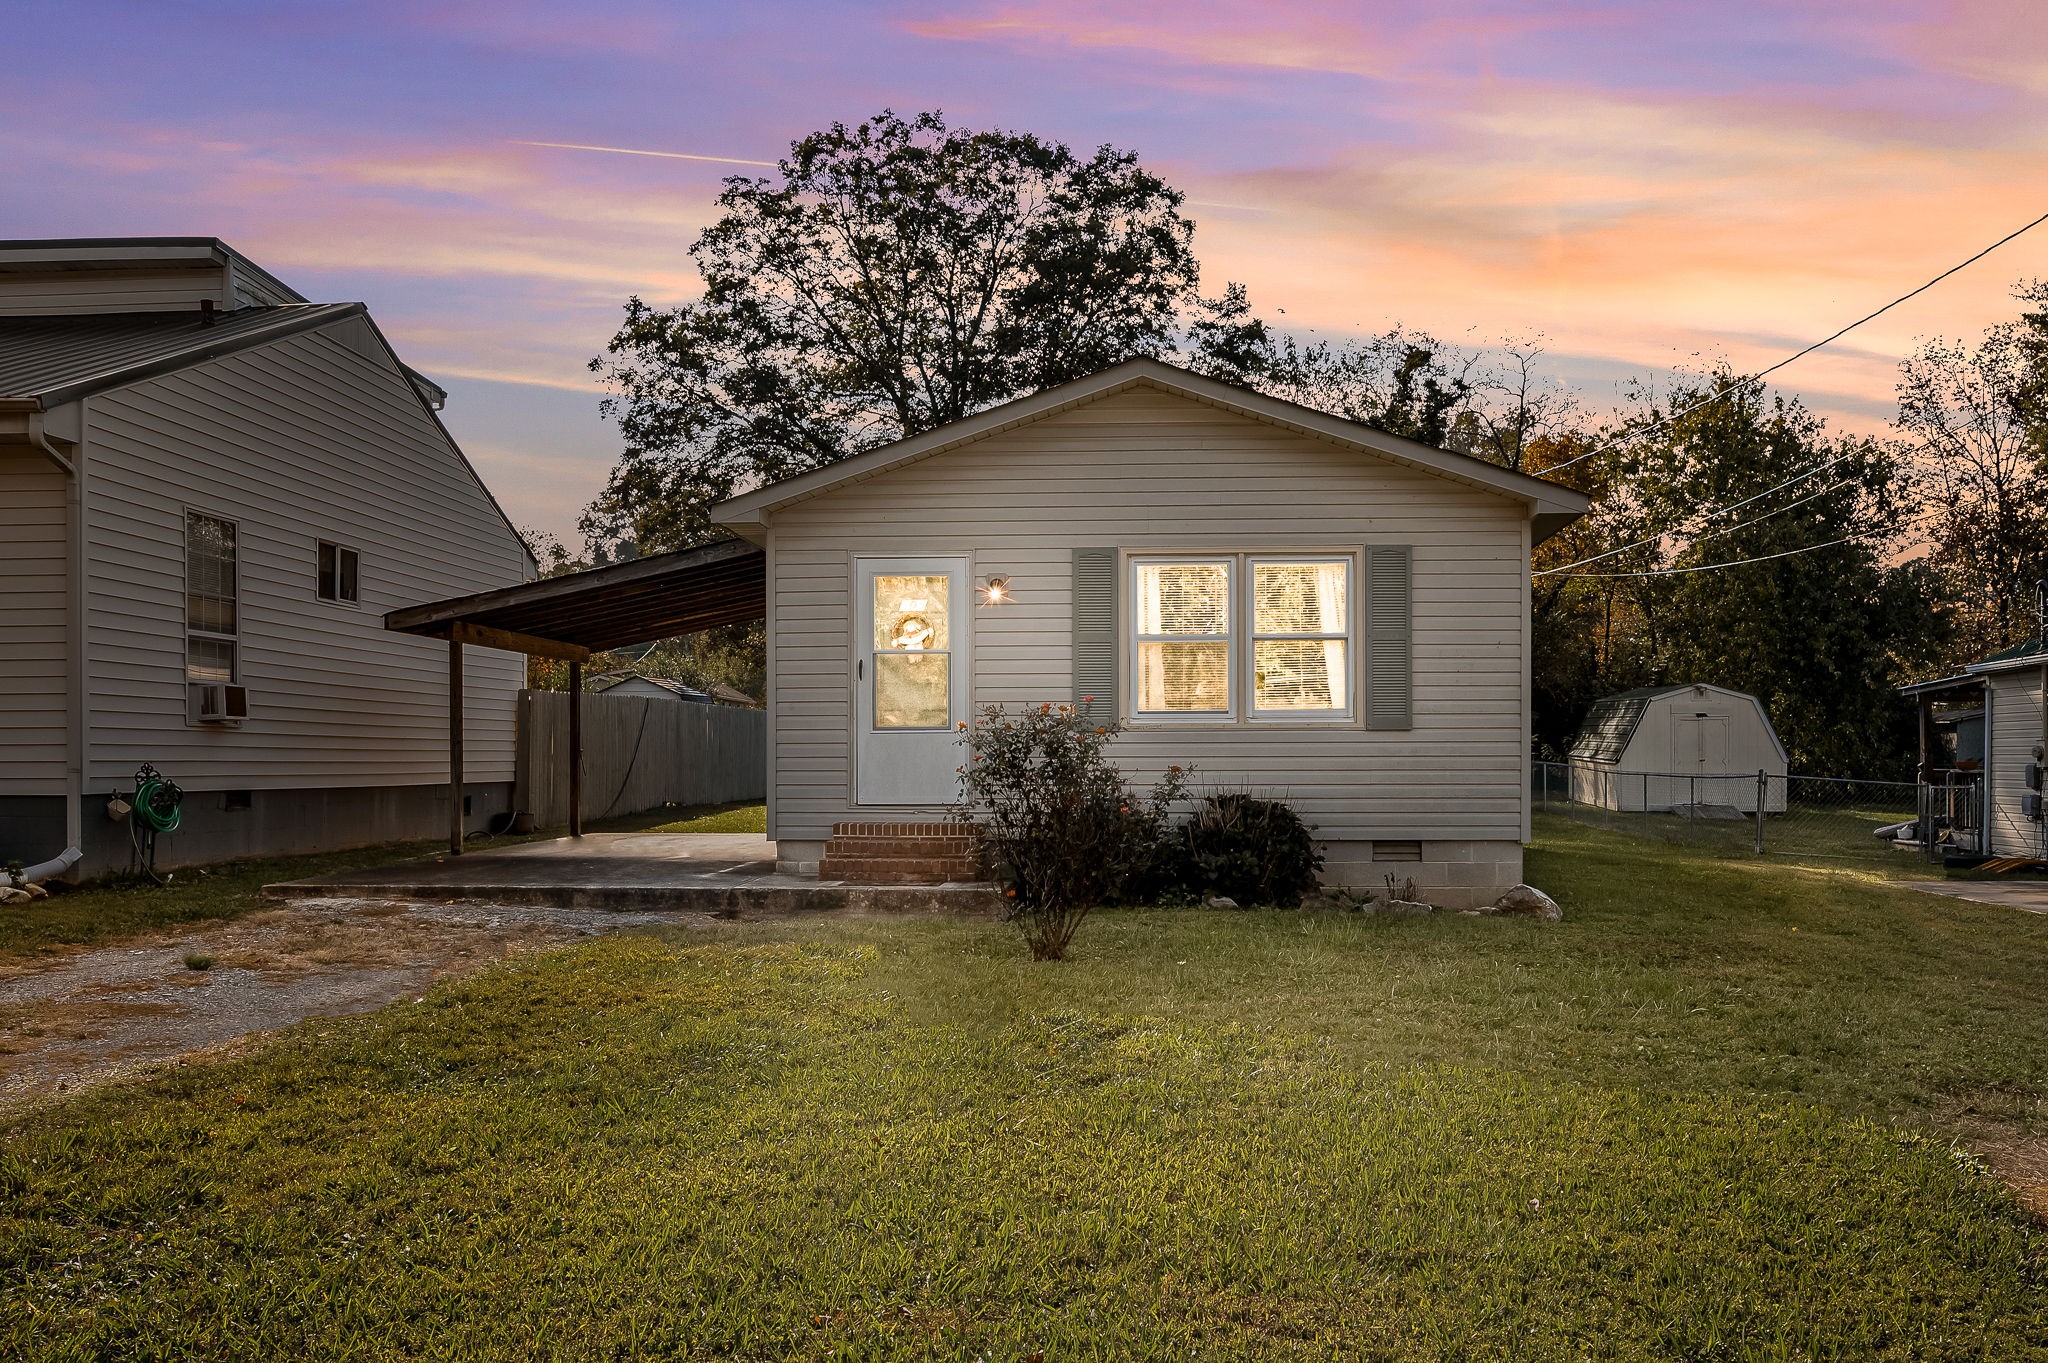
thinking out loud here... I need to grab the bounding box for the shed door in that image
[854,557,969,806]
[1675,712,1728,769]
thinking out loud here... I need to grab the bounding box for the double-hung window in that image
[1130,554,1353,721]
[185,511,238,684]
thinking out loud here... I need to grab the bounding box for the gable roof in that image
[711,358,1592,543]
[0,304,365,408]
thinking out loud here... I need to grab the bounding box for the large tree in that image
[1895,281,2048,665]
[1609,376,1947,778]
[588,110,1213,550]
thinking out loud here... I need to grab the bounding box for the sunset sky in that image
[6,1,2047,543]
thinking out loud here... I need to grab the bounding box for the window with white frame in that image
[1129,554,1352,720]
[1130,552,1351,720]
[185,510,238,683]
[317,541,360,604]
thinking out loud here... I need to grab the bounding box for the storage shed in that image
[1567,684,1788,813]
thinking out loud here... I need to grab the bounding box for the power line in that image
[1557,537,1852,578]
[1539,205,2048,476]
[1549,502,1943,581]
[1535,455,1861,575]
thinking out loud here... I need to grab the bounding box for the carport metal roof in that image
[384,538,765,660]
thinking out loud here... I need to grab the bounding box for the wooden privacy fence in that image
[516,690,766,828]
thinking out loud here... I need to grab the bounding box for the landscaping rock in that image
[1374,898,1436,916]
[1493,884,1563,921]
[1204,896,1239,909]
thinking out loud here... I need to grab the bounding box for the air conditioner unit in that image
[191,683,249,724]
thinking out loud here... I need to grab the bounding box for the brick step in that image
[820,856,983,885]
[821,820,985,885]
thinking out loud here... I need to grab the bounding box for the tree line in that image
[536,110,2048,779]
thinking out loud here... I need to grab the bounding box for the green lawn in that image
[2,814,2045,1357]
[0,801,766,965]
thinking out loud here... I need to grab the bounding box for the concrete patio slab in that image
[264,832,1003,916]
[1903,880,2048,916]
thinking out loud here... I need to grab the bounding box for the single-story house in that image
[1566,683,1789,813]
[0,237,533,878]
[1902,637,2047,862]
[702,358,1589,908]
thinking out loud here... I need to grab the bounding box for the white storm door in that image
[854,557,969,806]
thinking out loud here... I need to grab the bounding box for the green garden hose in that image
[133,764,184,833]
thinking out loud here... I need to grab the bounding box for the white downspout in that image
[68,400,89,866]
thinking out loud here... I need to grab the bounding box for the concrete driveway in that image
[1903,880,2048,916]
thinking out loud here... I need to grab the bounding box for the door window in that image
[872,573,951,728]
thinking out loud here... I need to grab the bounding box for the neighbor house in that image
[1902,638,2047,862]
[710,359,1589,908]
[1566,683,1788,814]
[0,237,533,877]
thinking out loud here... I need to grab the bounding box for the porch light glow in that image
[979,576,1010,605]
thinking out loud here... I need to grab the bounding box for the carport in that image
[383,539,766,853]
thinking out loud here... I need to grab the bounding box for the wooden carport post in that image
[448,638,465,856]
[568,658,584,837]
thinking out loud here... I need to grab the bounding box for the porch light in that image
[979,576,1011,605]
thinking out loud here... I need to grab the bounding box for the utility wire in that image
[1552,502,1944,581]
[1538,206,2048,476]
[1536,454,1862,575]
[1560,537,1853,578]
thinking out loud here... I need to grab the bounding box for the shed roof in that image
[384,539,766,656]
[1567,686,1689,763]
[0,304,363,407]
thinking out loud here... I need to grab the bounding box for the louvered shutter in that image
[1364,545,1413,730]
[1072,548,1118,721]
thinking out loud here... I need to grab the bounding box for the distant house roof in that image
[593,673,765,708]
[1567,685,1691,764]
[593,673,713,703]
[1970,636,2046,674]
[0,304,365,408]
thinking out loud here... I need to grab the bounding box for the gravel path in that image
[0,897,702,1113]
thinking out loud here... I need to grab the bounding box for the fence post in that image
[1541,761,1549,813]
[1754,770,1767,855]
[1643,772,1651,837]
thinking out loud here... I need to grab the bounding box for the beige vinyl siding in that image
[1986,668,2047,859]
[0,267,231,316]
[81,316,528,791]
[765,386,1530,845]
[0,453,70,793]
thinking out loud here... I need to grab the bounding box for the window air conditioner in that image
[191,683,250,723]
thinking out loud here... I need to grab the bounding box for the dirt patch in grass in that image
[0,898,704,1113]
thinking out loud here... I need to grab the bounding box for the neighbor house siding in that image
[764,386,1530,853]
[1985,667,2047,860]
[0,268,227,316]
[0,452,70,794]
[79,316,528,791]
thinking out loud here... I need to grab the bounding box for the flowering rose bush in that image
[953,701,1187,961]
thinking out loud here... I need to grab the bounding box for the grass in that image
[3,811,2047,1356]
[0,800,765,966]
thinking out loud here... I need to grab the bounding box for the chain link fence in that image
[1532,761,1938,864]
